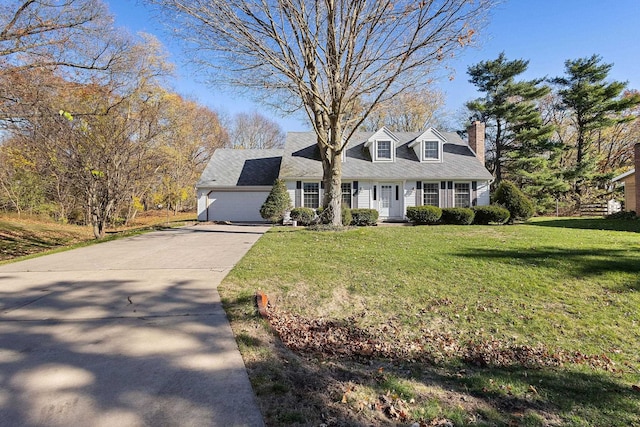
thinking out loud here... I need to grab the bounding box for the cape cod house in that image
[197,122,493,222]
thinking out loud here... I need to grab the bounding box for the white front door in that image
[379,184,393,218]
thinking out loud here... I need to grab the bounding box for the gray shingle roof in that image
[279,131,493,181]
[197,148,283,187]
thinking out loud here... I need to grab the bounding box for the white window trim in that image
[453,181,472,208]
[374,140,394,162]
[341,182,352,208]
[422,140,442,162]
[422,181,440,207]
[302,182,320,209]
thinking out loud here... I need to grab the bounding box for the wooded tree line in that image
[465,53,640,213]
[0,0,284,237]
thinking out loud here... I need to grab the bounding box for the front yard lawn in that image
[220,218,640,426]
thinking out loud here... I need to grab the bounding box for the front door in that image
[379,184,393,218]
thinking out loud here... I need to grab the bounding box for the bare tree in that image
[228,111,285,149]
[360,88,446,132]
[0,0,127,71]
[148,0,494,225]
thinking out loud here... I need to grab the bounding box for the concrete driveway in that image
[0,224,269,427]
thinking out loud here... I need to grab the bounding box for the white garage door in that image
[208,191,269,222]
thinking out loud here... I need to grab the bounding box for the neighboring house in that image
[197,122,493,222]
[611,143,640,214]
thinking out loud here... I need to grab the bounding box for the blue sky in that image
[106,0,640,131]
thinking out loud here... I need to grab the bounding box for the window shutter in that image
[472,181,478,206]
[373,185,377,200]
[295,181,302,207]
[416,181,422,190]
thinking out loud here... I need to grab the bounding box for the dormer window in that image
[424,141,439,160]
[376,140,392,160]
[366,127,399,162]
[410,128,446,163]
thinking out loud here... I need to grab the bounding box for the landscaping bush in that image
[315,205,351,226]
[406,206,442,225]
[494,180,535,223]
[341,206,352,226]
[472,205,511,225]
[606,210,638,220]
[350,209,378,226]
[290,207,315,226]
[260,179,292,223]
[440,207,475,225]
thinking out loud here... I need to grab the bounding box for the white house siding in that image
[356,181,372,210]
[404,181,416,215]
[197,189,210,221]
[477,181,490,206]
[286,181,297,207]
[204,189,270,222]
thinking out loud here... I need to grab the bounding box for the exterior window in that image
[424,141,439,160]
[423,183,439,207]
[341,183,352,208]
[454,183,471,208]
[303,183,319,208]
[376,140,392,160]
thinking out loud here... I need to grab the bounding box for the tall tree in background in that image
[147,0,494,225]
[154,93,228,215]
[0,1,231,235]
[552,55,640,205]
[466,53,554,187]
[595,90,640,174]
[228,111,285,149]
[13,34,172,238]
[1,0,119,65]
[360,88,446,132]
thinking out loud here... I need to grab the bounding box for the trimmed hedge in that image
[472,205,510,225]
[316,205,352,226]
[494,180,535,222]
[440,207,475,225]
[341,206,353,226]
[406,206,442,225]
[350,208,379,226]
[606,210,638,220]
[290,207,316,226]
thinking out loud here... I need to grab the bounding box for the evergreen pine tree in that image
[260,179,292,223]
[552,55,640,206]
[466,53,556,189]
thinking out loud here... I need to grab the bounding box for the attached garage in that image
[203,188,270,222]
[196,148,283,223]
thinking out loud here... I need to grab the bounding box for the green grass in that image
[220,218,640,426]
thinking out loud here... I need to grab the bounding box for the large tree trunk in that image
[321,148,342,226]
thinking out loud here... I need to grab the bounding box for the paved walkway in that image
[0,224,269,427]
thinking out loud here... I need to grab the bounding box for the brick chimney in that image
[635,143,640,215]
[468,121,485,166]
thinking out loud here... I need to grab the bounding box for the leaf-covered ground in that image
[220,218,640,426]
[0,217,93,261]
[0,211,195,262]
